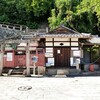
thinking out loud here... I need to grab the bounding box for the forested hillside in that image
[0,0,100,35]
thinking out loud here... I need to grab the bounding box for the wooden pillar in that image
[26,42,30,76]
[0,44,4,75]
[99,45,100,55]
[90,46,92,63]
[99,45,100,66]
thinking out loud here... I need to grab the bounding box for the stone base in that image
[37,66,45,75]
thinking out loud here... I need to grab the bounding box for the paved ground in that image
[0,76,100,100]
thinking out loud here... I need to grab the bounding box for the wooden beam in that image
[26,42,30,76]
[0,40,27,44]
[0,44,4,75]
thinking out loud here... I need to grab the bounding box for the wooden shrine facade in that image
[39,25,92,68]
[0,24,99,76]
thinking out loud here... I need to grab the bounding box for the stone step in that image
[69,69,81,74]
[45,69,57,76]
[46,69,69,76]
[57,69,69,75]
[55,75,67,78]
[8,69,24,75]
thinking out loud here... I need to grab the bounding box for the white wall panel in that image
[71,38,78,41]
[54,38,70,41]
[46,42,53,46]
[46,38,53,41]
[54,42,70,46]
[71,42,78,46]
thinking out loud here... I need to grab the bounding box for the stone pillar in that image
[20,25,22,31]
[76,58,81,72]
[26,27,29,33]
[26,42,30,76]
[6,25,9,29]
[0,44,4,75]
[76,60,80,70]
[13,26,15,30]
[0,24,2,28]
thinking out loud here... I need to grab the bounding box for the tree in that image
[48,0,100,35]
[0,0,39,29]
[0,0,8,22]
[48,0,82,30]
[76,0,100,35]
[31,0,54,17]
[0,0,100,34]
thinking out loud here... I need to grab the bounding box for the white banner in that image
[73,50,80,57]
[48,58,54,66]
[7,53,13,61]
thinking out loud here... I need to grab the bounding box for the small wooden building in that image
[38,25,92,69]
[0,24,100,75]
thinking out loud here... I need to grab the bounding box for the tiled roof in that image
[0,27,22,41]
[39,33,91,38]
[0,25,94,42]
[89,37,100,44]
[39,26,92,38]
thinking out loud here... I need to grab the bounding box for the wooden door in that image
[54,48,70,68]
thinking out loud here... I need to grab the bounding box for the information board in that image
[32,56,38,63]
